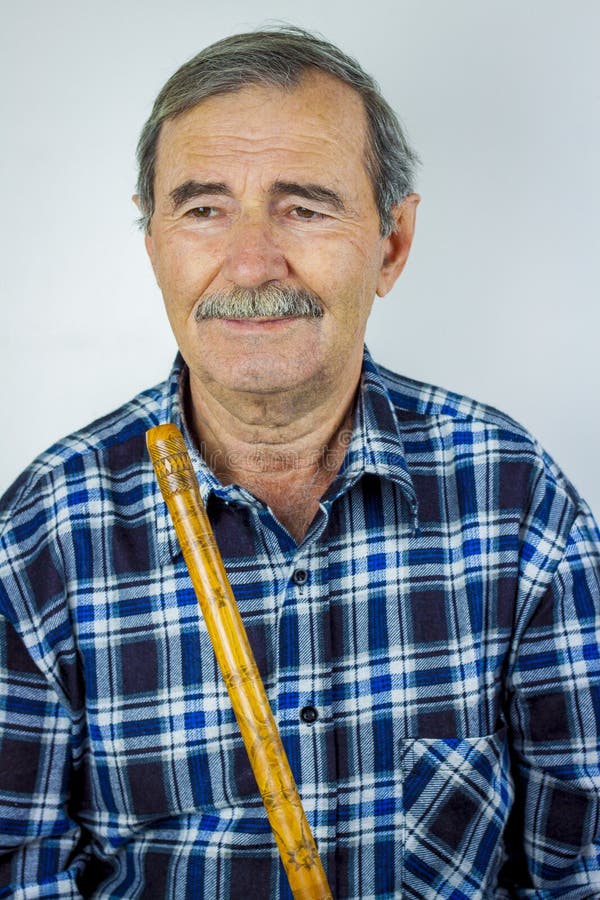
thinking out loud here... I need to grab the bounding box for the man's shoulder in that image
[372,360,582,509]
[0,376,170,523]
[376,362,532,439]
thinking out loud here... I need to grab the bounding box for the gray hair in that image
[136,26,418,236]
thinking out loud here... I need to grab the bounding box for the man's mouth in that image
[218,316,302,329]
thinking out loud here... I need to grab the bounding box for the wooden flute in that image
[146,423,332,900]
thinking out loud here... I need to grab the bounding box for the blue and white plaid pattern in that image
[1,348,599,898]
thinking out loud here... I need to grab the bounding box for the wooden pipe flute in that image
[146,423,332,900]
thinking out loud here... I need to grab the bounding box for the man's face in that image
[144,71,417,405]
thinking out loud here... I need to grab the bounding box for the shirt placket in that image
[268,510,336,894]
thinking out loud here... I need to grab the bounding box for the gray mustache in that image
[195,285,324,321]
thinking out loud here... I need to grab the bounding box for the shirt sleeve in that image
[0,618,86,898]
[503,497,600,896]
[0,474,86,898]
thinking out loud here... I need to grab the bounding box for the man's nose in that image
[221,215,289,287]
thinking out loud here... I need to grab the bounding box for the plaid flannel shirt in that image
[1,349,599,899]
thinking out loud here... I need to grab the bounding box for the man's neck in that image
[186,368,360,542]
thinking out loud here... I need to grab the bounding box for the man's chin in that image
[188,352,322,398]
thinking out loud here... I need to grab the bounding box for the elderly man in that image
[1,27,599,900]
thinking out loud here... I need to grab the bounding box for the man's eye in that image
[293,206,321,220]
[188,207,214,218]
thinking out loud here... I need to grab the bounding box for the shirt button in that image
[300,705,319,724]
[292,568,308,586]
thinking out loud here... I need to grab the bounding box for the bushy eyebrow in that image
[168,178,346,213]
[169,180,232,211]
[269,181,346,211]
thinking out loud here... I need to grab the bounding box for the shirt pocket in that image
[400,729,512,899]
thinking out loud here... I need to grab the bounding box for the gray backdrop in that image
[2,0,599,512]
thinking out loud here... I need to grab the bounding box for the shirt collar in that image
[324,347,418,527]
[153,354,266,562]
[153,347,419,562]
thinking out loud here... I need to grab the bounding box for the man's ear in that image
[132,193,157,276]
[132,193,145,224]
[376,193,420,297]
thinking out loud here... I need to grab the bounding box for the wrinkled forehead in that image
[154,70,372,182]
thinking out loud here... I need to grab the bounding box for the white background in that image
[1,1,599,511]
